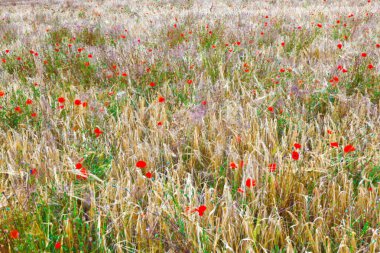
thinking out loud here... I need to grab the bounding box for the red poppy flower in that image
[30,168,37,175]
[158,96,165,103]
[84,62,90,67]
[136,160,147,169]
[197,205,207,216]
[145,172,152,178]
[292,151,299,160]
[187,79,193,84]
[279,68,285,73]
[0,91,4,97]
[230,162,237,169]
[327,129,333,134]
[361,52,367,57]
[58,97,65,103]
[10,229,19,239]
[122,72,128,77]
[269,163,277,172]
[26,99,33,105]
[15,106,22,113]
[82,102,88,107]
[157,121,163,126]
[74,99,81,105]
[268,106,274,112]
[31,112,37,117]
[94,127,103,137]
[245,178,256,188]
[239,161,244,168]
[281,42,285,47]
[75,163,82,169]
[88,54,92,58]
[76,168,88,180]
[149,82,156,87]
[368,64,374,70]
[237,188,244,193]
[317,23,322,28]
[376,43,380,48]
[294,143,301,149]
[344,145,355,153]
[55,242,62,249]
[330,142,339,148]
[201,100,207,105]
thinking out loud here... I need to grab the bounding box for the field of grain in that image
[0,0,379,252]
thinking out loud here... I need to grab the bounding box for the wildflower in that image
[337,43,343,49]
[330,142,339,148]
[145,172,152,178]
[58,97,65,103]
[136,160,147,169]
[361,52,367,57]
[31,112,37,117]
[292,151,299,160]
[0,91,5,97]
[237,188,244,193]
[75,163,82,169]
[74,99,81,105]
[15,106,22,113]
[344,144,355,153]
[230,162,237,169]
[268,106,274,112]
[30,168,37,175]
[196,205,207,216]
[187,79,193,84]
[158,96,165,103]
[245,178,256,187]
[26,99,33,105]
[94,127,103,137]
[76,168,88,180]
[269,163,277,172]
[149,82,156,87]
[54,242,62,249]
[10,229,19,239]
[368,64,374,70]
[294,143,301,149]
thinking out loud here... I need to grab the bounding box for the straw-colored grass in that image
[0,0,379,252]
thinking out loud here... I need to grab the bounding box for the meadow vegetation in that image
[0,0,379,252]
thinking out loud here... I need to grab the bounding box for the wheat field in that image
[0,0,379,252]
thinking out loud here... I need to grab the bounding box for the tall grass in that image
[0,0,379,252]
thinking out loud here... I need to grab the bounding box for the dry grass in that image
[0,0,379,252]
